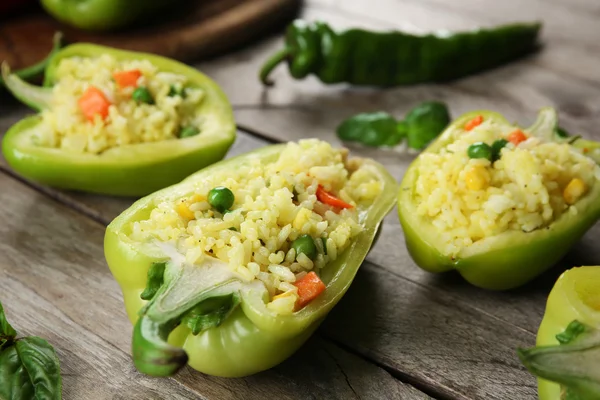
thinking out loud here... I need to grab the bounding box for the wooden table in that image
[1,0,598,398]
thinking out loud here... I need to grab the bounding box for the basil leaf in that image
[140,262,167,301]
[0,302,62,400]
[405,101,451,150]
[183,293,241,335]
[336,112,400,147]
[0,302,17,350]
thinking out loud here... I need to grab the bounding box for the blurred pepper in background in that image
[40,0,179,31]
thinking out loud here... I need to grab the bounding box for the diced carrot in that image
[507,129,528,145]
[316,185,353,209]
[113,69,142,88]
[294,271,326,309]
[464,115,484,131]
[78,86,111,122]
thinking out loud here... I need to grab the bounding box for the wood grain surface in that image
[0,0,301,70]
[1,0,599,399]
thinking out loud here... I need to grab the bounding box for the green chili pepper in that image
[104,143,398,377]
[398,108,600,290]
[336,101,450,149]
[40,0,177,31]
[518,266,600,400]
[0,33,63,89]
[261,19,541,87]
[1,43,235,196]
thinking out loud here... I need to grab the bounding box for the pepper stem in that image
[1,32,63,88]
[132,257,242,377]
[518,323,600,398]
[2,63,53,111]
[259,48,291,86]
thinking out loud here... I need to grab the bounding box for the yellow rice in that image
[36,54,204,153]
[129,139,383,314]
[414,117,600,256]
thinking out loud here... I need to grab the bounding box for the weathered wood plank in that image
[0,172,429,399]
[320,262,538,400]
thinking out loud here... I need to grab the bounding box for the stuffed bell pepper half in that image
[2,44,235,196]
[398,108,600,290]
[104,139,397,377]
[519,266,600,400]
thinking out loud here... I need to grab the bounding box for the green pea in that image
[491,139,509,161]
[291,235,317,260]
[467,142,493,160]
[132,87,154,104]
[208,187,235,213]
[179,126,200,138]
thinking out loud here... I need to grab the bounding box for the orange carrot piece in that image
[464,115,484,131]
[507,129,528,145]
[316,185,353,209]
[78,86,111,122]
[294,271,326,309]
[113,69,142,88]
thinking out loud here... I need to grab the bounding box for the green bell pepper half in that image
[398,108,600,290]
[104,143,398,377]
[2,44,235,197]
[40,0,175,31]
[518,266,600,399]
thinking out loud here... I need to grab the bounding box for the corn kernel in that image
[176,201,195,220]
[293,208,312,231]
[465,166,490,191]
[563,178,586,205]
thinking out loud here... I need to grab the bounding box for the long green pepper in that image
[261,20,541,87]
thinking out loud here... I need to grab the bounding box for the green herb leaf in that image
[336,112,401,147]
[556,126,570,138]
[556,320,588,345]
[518,320,600,400]
[0,302,17,350]
[0,302,62,400]
[183,293,241,335]
[404,101,451,150]
[140,262,167,301]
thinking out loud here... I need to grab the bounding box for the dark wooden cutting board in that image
[0,0,301,70]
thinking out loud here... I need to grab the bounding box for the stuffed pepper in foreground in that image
[519,266,600,400]
[2,44,235,196]
[104,139,397,377]
[398,108,600,290]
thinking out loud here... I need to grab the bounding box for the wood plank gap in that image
[0,165,108,227]
[237,124,280,143]
[323,335,455,400]
[365,261,537,337]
